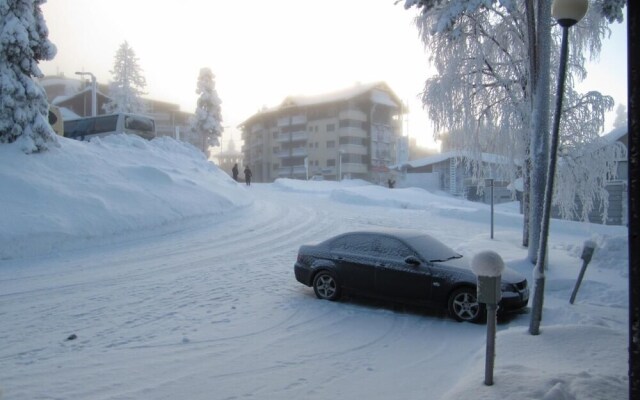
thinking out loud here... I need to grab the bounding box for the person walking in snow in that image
[244,166,252,186]
[232,163,239,181]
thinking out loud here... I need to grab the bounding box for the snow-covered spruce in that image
[0,0,57,153]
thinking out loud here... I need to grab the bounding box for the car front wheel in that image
[448,287,485,323]
[313,271,341,301]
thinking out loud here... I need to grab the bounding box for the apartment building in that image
[240,82,405,183]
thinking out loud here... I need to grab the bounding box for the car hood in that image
[433,256,526,284]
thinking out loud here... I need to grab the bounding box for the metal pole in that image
[490,178,495,239]
[530,26,570,335]
[91,74,97,117]
[569,259,589,304]
[485,303,497,385]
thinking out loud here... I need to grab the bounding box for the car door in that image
[329,234,377,293]
[373,236,432,302]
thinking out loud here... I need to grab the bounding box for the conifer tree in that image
[190,67,223,155]
[104,41,147,114]
[0,0,57,153]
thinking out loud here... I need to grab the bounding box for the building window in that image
[327,140,335,148]
[327,123,336,132]
[327,159,336,167]
[273,163,279,170]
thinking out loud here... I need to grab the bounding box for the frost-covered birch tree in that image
[0,0,57,153]
[104,41,147,114]
[190,67,223,156]
[400,0,625,262]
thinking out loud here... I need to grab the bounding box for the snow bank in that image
[271,177,371,194]
[440,326,627,400]
[0,135,251,260]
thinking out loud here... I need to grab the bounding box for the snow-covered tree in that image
[400,0,624,261]
[0,0,57,153]
[104,41,146,114]
[613,104,627,129]
[190,67,223,156]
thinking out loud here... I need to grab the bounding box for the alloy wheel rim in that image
[317,275,336,298]
[453,292,479,320]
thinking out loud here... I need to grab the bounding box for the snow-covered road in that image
[0,136,628,399]
[1,184,503,400]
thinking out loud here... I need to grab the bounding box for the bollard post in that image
[570,240,596,304]
[471,251,505,386]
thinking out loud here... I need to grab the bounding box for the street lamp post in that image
[529,0,589,335]
[75,71,97,117]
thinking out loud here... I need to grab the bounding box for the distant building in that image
[239,82,405,183]
[39,75,195,149]
[394,151,516,204]
[213,139,243,178]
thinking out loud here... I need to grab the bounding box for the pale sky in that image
[40,0,628,150]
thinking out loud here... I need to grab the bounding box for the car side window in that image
[330,234,375,255]
[376,237,416,260]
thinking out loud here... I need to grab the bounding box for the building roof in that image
[396,151,513,170]
[51,86,111,106]
[601,126,627,144]
[240,81,403,127]
[280,81,400,108]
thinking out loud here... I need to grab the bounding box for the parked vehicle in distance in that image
[294,229,529,323]
[63,113,156,141]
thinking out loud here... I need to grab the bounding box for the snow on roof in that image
[282,82,399,108]
[39,76,81,90]
[241,82,401,126]
[52,86,110,105]
[59,107,80,120]
[601,126,627,144]
[398,151,512,169]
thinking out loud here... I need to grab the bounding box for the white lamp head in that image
[552,0,589,27]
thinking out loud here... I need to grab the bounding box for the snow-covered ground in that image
[0,136,629,399]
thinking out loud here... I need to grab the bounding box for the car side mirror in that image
[404,256,421,266]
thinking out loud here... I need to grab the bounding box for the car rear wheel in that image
[448,287,485,323]
[313,271,341,301]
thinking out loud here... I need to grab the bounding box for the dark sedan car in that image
[294,229,529,323]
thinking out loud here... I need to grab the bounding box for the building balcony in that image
[291,131,308,141]
[292,165,307,175]
[276,131,309,143]
[338,109,367,122]
[291,115,307,125]
[341,163,368,174]
[339,144,368,155]
[275,148,308,158]
[277,165,307,176]
[277,114,307,127]
[291,147,308,157]
[338,126,368,139]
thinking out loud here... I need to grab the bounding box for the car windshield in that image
[402,233,461,262]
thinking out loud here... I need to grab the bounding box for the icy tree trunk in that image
[528,0,552,264]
